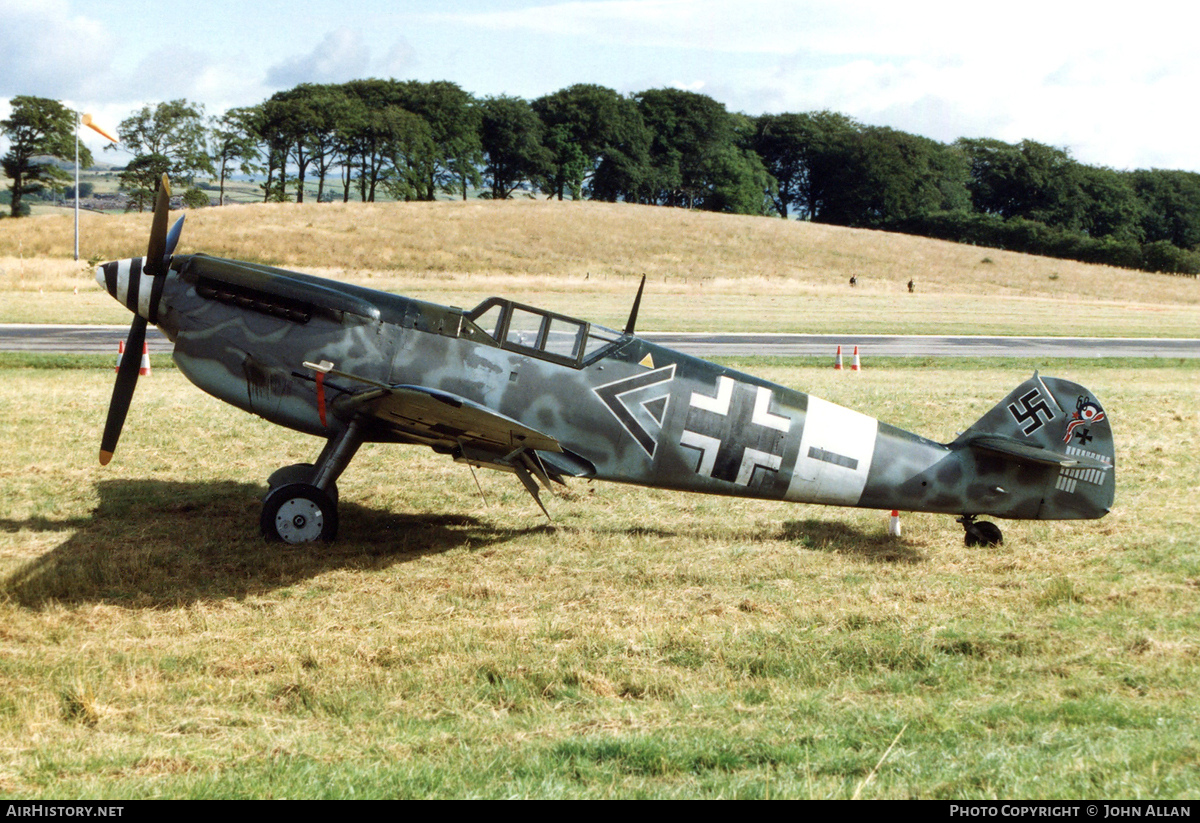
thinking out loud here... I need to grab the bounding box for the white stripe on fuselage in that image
[785,395,879,505]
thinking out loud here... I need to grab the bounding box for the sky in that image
[2,0,1198,173]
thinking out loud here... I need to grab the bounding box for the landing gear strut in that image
[957,515,1003,547]
[261,420,364,543]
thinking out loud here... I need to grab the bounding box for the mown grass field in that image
[0,356,1196,799]
[2,198,1199,336]
[0,201,1197,797]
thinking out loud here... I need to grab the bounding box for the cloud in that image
[422,0,802,54]
[379,38,417,78]
[0,0,115,100]
[419,0,1200,170]
[265,28,373,88]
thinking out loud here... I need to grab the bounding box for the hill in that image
[2,199,1198,335]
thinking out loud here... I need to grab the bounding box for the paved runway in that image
[2,324,1198,359]
[641,333,1200,359]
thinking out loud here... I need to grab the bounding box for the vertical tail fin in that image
[954,372,1115,520]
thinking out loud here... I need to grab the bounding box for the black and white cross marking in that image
[593,364,677,458]
[1007,388,1056,436]
[679,376,791,488]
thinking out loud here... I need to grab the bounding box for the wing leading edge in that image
[324,371,568,518]
[349,383,561,456]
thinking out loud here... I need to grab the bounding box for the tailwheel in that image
[261,483,338,543]
[958,515,1003,547]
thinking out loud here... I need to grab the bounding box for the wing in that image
[346,383,561,456]
[343,383,566,519]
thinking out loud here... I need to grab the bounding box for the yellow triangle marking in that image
[639,353,655,369]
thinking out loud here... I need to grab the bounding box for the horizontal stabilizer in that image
[965,434,1111,470]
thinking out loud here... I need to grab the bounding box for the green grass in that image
[0,358,1196,798]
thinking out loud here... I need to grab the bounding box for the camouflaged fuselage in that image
[98,253,1115,522]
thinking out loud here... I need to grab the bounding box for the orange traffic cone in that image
[851,345,861,371]
[115,340,124,372]
[834,345,843,370]
[888,510,901,537]
[139,342,151,376]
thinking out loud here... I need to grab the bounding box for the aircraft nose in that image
[95,258,151,317]
[96,260,120,300]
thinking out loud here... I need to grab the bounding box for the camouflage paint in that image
[97,253,1115,523]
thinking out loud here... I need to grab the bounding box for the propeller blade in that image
[99,315,147,465]
[147,272,167,327]
[144,174,171,277]
[164,214,186,259]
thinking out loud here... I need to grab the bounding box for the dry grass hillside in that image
[2,199,1198,335]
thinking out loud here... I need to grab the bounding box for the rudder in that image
[954,372,1115,520]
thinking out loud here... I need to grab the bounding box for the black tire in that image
[261,483,338,543]
[964,520,1003,547]
[265,463,337,504]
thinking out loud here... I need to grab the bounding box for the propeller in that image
[99,174,184,465]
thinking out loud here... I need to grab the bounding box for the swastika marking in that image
[1007,388,1056,436]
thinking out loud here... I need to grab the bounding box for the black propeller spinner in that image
[99,174,184,465]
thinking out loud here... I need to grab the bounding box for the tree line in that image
[5,85,1200,274]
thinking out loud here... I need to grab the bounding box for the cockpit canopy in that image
[466,297,623,368]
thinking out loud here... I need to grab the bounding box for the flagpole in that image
[74,110,80,261]
[73,114,119,262]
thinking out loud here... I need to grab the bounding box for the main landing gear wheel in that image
[266,463,337,504]
[261,483,338,543]
[958,515,1003,547]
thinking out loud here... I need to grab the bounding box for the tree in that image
[303,85,355,203]
[182,187,211,208]
[378,107,436,202]
[634,89,774,215]
[2,96,89,218]
[209,107,259,206]
[532,84,648,201]
[392,80,483,200]
[242,103,291,203]
[478,96,550,199]
[817,127,969,227]
[957,138,1085,230]
[332,95,370,202]
[339,80,406,202]
[110,100,214,185]
[118,153,171,212]
[697,137,777,215]
[1076,166,1146,243]
[259,84,355,203]
[752,111,860,219]
[1131,169,1200,250]
[538,125,589,200]
[260,89,320,202]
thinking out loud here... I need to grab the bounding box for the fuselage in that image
[97,253,1108,521]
